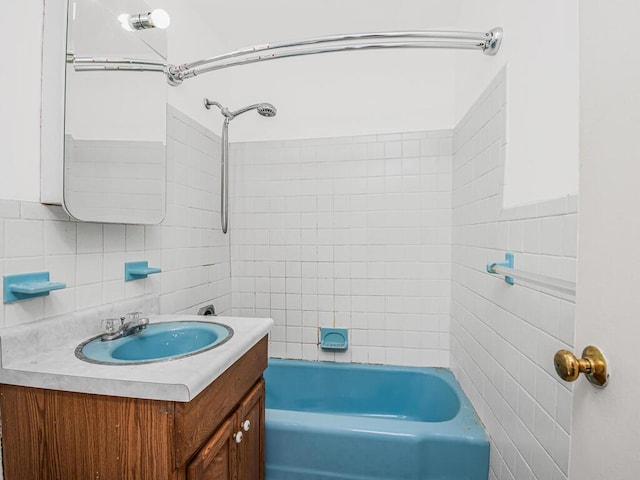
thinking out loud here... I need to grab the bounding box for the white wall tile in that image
[0,201,20,219]
[75,284,103,311]
[232,128,453,367]
[5,220,43,257]
[76,254,103,286]
[451,71,576,480]
[540,217,564,256]
[44,221,76,255]
[46,254,77,288]
[125,225,145,252]
[77,223,103,253]
[103,224,126,252]
[562,214,578,258]
[3,257,45,276]
[0,108,231,329]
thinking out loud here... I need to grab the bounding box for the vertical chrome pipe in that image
[220,118,230,234]
[206,98,276,234]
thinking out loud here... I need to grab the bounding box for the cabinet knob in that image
[233,431,243,444]
[242,420,251,432]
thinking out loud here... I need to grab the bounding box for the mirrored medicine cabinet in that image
[42,0,169,224]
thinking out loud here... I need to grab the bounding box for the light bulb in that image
[118,9,171,31]
[118,13,134,32]
[149,9,170,29]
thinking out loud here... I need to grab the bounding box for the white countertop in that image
[0,314,273,402]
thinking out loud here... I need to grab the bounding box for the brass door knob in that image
[554,345,608,388]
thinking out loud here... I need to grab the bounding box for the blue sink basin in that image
[76,321,233,365]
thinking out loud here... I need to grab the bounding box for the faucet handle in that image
[124,312,143,322]
[101,317,124,334]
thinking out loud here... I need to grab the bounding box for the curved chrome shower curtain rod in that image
[167,28,503,84]
[69,28,503,83]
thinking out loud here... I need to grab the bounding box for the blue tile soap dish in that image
[3,272,66,304]
[124,261,162,282]
[320,327,348,351]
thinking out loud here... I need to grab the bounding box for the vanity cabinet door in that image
[186,416,237,480]
[187,379,264,480]
[237,379,265,480]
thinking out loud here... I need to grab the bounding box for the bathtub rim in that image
[265,357,488,442]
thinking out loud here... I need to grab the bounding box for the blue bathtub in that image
[264,359,489,480]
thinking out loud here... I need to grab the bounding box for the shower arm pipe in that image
[169,28,502,83]
[206,99,271,120]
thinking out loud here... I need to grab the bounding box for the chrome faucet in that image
[101,312,149,342]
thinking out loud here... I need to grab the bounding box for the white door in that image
[569,1,640,478]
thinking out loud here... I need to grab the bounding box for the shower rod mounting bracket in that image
[166,64,183,86]
[487,252,515,285]
[483,28,503,56]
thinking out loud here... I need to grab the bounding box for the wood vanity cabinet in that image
[187,379,264,480]
[0,336,267,480]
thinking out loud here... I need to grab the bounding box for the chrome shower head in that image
[204,99,277,120]
[257,103,277,117]
[227,102,277,119]
[203,98,277,236]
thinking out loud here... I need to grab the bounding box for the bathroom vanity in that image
[0,314,272,479]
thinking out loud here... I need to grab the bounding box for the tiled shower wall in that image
[450,70,577,480]
[229,132,453,366]
[0,107,230,326]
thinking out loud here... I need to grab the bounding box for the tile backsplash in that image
[229,130,453,366]
[0,106,231,327]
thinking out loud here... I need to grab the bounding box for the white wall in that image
[0,2,44,202]
[570,1,640,478]
[154,0,228,134]
[185,0,463,142]
[454,1,579,208]
[212,51,456,143]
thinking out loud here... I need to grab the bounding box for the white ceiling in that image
[188,0,465,49]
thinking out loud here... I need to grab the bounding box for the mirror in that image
[63,0,167,224]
